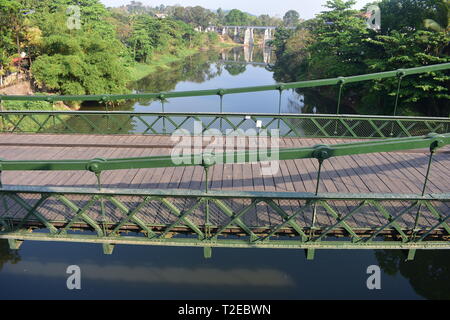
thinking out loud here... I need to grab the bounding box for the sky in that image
[100,0,374,19]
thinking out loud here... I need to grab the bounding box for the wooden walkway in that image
[0,134,449,232]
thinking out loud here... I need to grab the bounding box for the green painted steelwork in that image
[0,133,447,172]
[0,62,449,257]
[0,187,449,256]
[0,133,448,257]
[1,63,449,102]
[1,63,449,139]
[0,111,448,138]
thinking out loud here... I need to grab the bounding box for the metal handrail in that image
[0,110,448,121]
[0,133,448,172]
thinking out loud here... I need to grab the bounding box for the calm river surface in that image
[0,47,448,299]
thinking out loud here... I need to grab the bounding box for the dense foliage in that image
[0,0,291,97]
[0,0,237,96]
[272,0,450,116]
[115,2,283,28]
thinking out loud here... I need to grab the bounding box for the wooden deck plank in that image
[0,134,448,231]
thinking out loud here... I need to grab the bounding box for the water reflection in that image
[60,45,363,135]
[0,240,21,271]
[220,46,275,65]
[2,259,293,287]
[2,241,444,299]
[376,250,450,300]
[131,50,223,96]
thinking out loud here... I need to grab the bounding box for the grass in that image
[127,38,243,82]
[127,47,200,82]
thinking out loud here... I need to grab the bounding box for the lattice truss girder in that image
[1,113,448,138]
[1,191,449,246]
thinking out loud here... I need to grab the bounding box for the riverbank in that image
[0,81,33,95]
[127,48,199,82]
[128,38,242,82]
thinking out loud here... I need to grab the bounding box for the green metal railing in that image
[0,63,449,138]
[0,111,449,138]
[0,133,448,171]
[0,133,449,258]
[1,187,449,259]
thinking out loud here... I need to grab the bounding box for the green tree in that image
[377,0,447,33]
[363,30,449,116]
[307,0,369,78]
[283,10,300,27]
[216,8,225,25]
[423,0,449,33]
[224,63,246,76]
[32,33,130,95]
[272,0,450,116]
[225,9,250,26]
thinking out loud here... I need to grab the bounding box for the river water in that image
[0,47,449,299]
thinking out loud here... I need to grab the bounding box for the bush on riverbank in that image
[271,0,450,116]
[2,0,224,99]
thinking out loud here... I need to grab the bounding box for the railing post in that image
[218,89,225,133]
[101,96,110,132]
[0,97,4,132]
[277,84,285,131]
[159,94,166,134]
[202,154,214,258]
[51,99,56,132]
[86,158,109,247]
[310,144,332,238]
[390,70,405,136]
[335,77,345,135]
[412,134,444,238]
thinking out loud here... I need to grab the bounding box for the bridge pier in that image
[263,28,271,47]
[204,246,212,259]
[244,45,253,62]
[8,238,23,250]
[263,47,271,64]
[406,249,417,261]
[244,27,254,46]
[103,243,115,255]
[305,248,315,261]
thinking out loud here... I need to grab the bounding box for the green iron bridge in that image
[0,63,449,260]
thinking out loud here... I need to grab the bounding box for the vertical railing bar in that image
[51,101,56,132]
[0,98,4,132]
[277,88,283,130]
[390,71,405,136]
[202,156,212,239]
[159,94,166,134]
[412,146,436,237]
[310,158,324,238]
[219,92,224,133]
[334,78,345,135]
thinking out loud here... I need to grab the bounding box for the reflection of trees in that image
[130,50,222,106]
[282,87,355,115]
[134,51,221,91]
[376,250,450,300]
[224,63,247,76]
[0,240,21,272]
